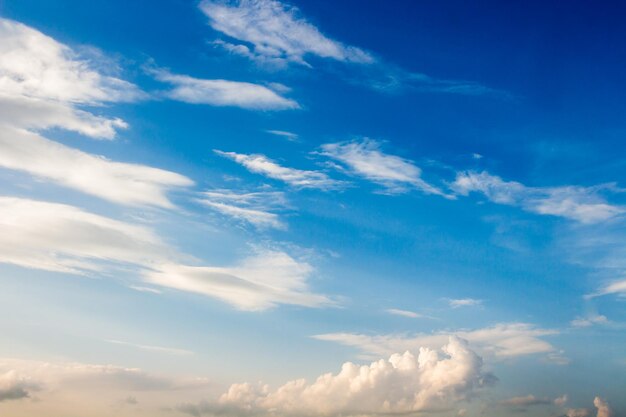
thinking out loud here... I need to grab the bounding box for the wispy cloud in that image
[0,19,193,208]
[105,340,194,356]
[0,128,193,208]
[321,139,446,196]
[144,249,334,311]
[385,308,425,319]
[199,0,373,67]
[585,279,626,299]
[265,129,299,141]
[448,298,483,309]
[215,150,345,190]
[314,323,562,362]
[570,314,608,328]
[153,69,299,110]
[452,171,624,223]
[0,196,333,311]
[197,189,288,230]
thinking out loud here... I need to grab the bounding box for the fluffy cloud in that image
[144,249,333,311]
[153,70,299,110]
[320,139,445,196]
[199,0,372,67]
[0,370,39,402]
[452,171,623,223]
[594,397,613,417]
[181,337,493,416]
[197,189,288,230]
[567,409,591,417]
[314,323,561,362]
[215,150,345,190]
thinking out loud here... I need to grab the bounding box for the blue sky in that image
[0,1,625,416]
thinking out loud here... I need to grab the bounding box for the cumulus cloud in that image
[180,337,493,417]
[199,0,373,67]
[197,189,288,230]
[314,323,561,362]
[448,298,483,308]
[144,249,334,311]
[567,409,591,417]
[594,397,613,417]
[320,139,446,196]
[215,150,345,190]
[451,171,623,224]
[0,370,39,402]
[153,70,299,110]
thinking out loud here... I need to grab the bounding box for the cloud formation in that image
[314,323,561,362]
[385,309,423,319]
[0,370,39,402]
[197,189,288,230]
[452,171,623,223]
[448,298,483,309]
[181,337,493,416]
[215,150,345,190]
[0,19,193,207]
[593,397,613,417]
[144,249,333,311]
[154,70,299,110]
[321,139,445,196]
[199,0,373,67]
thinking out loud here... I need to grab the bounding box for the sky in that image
[0,0,625,416]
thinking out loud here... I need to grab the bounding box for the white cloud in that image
[0,196,331,311]
[452,171,623,224]
[182,337,493,416]
[266,129,298,141]
[314,323,561,362]
[320,139,445,196]
[385,309,424,319]
[153,70,298,110]
[144,249,334,311]
[0,128,193,208]
[0,18,142,105]
[0,196,177,274]
[215,150,345,190]
[570,314,608,328]
[594,397,613,417]
[199,0,373,67]
[105,340,194,356]
[586,279,626,299]
[197,189,287,230]
[0,19,193,208]
[448,298,483,309]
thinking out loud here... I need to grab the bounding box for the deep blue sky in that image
[0,1,625,416]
